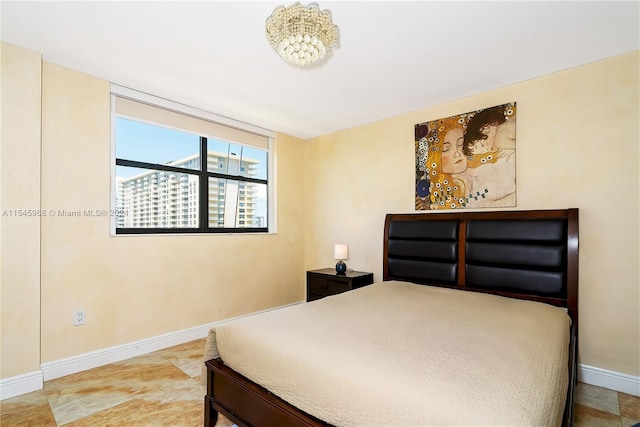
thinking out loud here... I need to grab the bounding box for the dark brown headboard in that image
[383,209,579,328]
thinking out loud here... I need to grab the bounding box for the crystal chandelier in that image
[265,2,339,66]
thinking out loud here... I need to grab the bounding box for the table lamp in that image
[334,244,349,274]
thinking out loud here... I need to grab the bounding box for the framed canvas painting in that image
[415,102,516,210]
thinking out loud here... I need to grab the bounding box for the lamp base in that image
[335,260,347,275]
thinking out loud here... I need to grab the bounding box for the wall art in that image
[415,102,516,210]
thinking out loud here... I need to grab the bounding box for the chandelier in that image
[265,2,339,66]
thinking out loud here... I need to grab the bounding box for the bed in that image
[203,208,579,426]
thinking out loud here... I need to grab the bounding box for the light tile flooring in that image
[1,339,209,427]
[1,337,639,426]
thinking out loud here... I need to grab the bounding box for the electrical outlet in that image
[73,310,86,326]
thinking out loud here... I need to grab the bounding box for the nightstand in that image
[306,268,374,302]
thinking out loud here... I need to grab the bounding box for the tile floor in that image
[1,339,209,427]
[1,337,638,426]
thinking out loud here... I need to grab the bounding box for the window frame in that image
[110,85,275,235]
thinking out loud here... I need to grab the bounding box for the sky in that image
[115,117,267,179]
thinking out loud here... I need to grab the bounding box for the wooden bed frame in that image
[205,208,579,427]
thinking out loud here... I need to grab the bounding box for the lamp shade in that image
[334,244,349,260]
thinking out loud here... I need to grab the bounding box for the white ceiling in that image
[1,1,638,139]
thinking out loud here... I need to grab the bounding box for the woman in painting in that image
[415,116,469,210]
[461,103,517,207]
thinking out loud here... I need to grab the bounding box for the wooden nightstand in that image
[306,268,374,302]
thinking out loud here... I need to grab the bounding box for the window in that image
[111,86,273,234]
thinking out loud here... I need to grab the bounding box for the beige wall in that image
[39,63,306,362]
[0,43,42,378]
[1,43,306,375]
[304,51,639,377]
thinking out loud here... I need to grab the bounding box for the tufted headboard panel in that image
[386,219,459,285]
[465,219,567,295]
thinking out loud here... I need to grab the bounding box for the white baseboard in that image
[0,370,44,400]
[1,301,303,400]
[41,301,302,381]
[579,364,640,396]
[40,322,211,381]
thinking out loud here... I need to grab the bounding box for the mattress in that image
[204,280,570,426]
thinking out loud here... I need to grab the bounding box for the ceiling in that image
[1,1,638,140]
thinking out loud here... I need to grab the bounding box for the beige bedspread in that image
[203,280,570,426]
